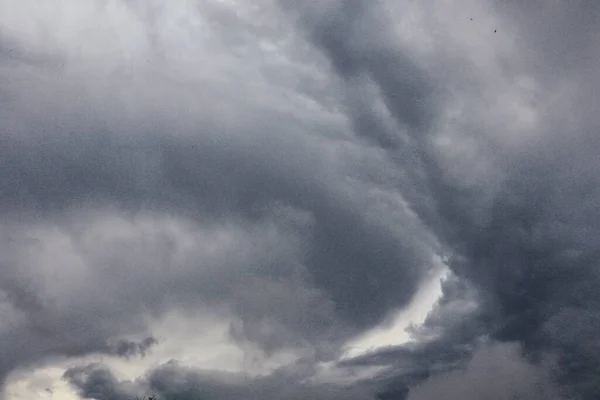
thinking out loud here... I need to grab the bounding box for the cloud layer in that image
[1,0,599,399]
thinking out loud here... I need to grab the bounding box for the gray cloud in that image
[64,364,138,400]
[64,361,377,400]
[285,0,600,397]
[0,0,436,387]
[63,343,565,400]
[1,0,600,398]
[111,337,158,359]
[405,342,565,400]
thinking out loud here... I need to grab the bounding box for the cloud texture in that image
[0,0,599,399]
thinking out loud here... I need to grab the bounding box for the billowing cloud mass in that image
[0,0,598,399]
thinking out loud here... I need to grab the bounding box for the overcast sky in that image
[0,0,599,399]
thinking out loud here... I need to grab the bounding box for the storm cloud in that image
[1,0,599,399]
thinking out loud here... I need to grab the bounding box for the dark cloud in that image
[285,0,600,397]
[64,361,377,400]
[110,337,158,359]
[405,342,565,400]
[0,2,437,393]
[1,0,599,398]
[0,25,436,380]
[64,343,564,400]
[64,364,138,400]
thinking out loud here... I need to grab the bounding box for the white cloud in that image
[342,256,448,359]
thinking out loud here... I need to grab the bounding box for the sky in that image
[0,0,599,399]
